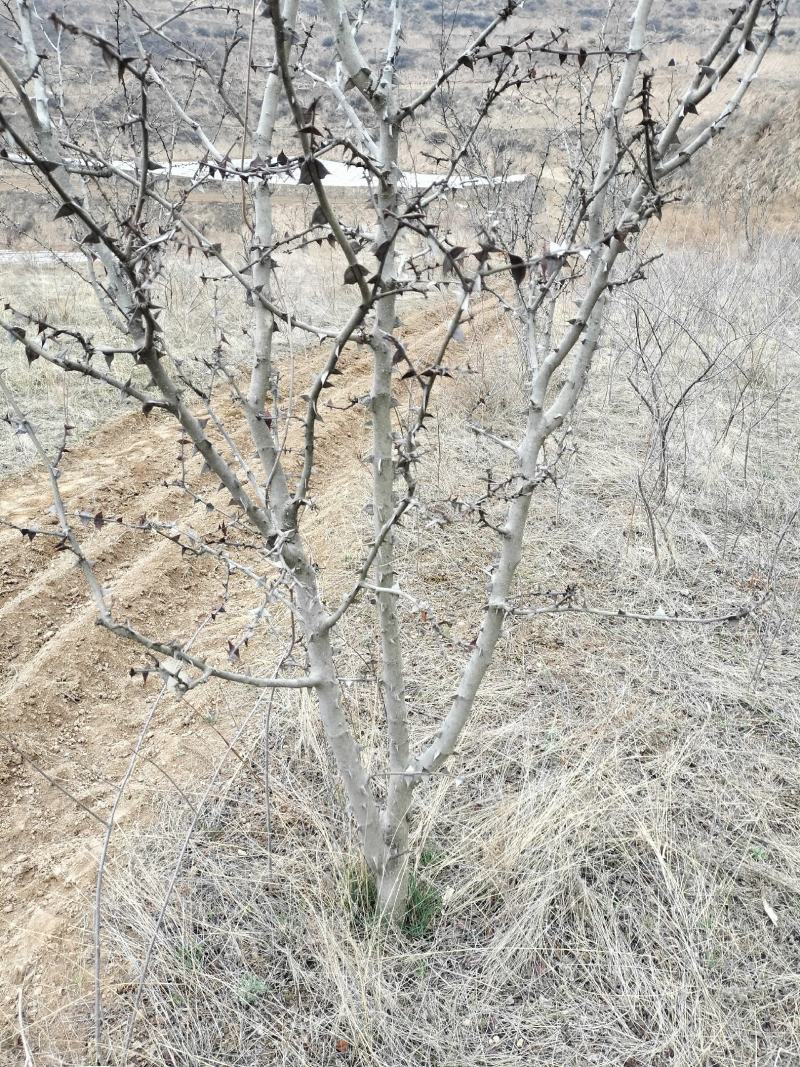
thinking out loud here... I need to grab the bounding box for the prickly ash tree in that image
[0,0,787,954]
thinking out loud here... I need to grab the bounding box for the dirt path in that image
[0,410,230,1051]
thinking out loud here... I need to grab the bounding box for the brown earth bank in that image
[0,408,225,1051]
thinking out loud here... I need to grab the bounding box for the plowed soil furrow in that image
[0,403,263,1052]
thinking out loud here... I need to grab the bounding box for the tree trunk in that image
[369,44,414,925]
[376,810,410,922]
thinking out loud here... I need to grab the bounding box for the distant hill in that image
[1,1,797,245]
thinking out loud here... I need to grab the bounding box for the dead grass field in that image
[0,218,798,1065]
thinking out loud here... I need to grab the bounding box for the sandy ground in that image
[0,409,225,1050]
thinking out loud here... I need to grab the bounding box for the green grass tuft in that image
[345,848,443,939]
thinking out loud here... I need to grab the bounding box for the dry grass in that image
[26,232,800,1066]
[0,260,131,475]
[93,705,800,1067]
[0,219,371,478]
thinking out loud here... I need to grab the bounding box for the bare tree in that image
[0,0,788,950]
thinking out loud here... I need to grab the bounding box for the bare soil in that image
[0,410,218,1046]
